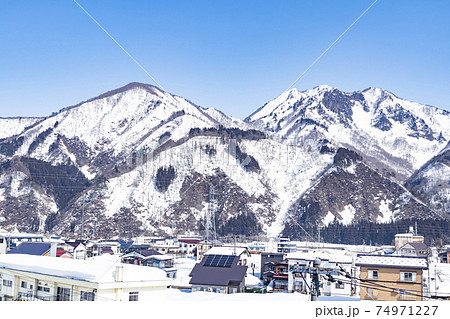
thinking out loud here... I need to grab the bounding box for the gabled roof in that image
[7,242,51,256]
[401,242,428,251]
[66,242,85,249]
[189,255,247,286]
[56,249,72,257]
[355,254,428,270]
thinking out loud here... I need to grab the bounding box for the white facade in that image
[0,254,171,301]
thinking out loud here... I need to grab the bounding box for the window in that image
[80,291,95,301]
[400,272,416,282]
[37,286,50,293]
[335,282,345,289]
[21,281,27,289]
[56,287,71,301]
[3,279,12,287]
[129,291,139,301]
[368,269,379,280]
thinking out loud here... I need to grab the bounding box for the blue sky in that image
[1,0,449,119]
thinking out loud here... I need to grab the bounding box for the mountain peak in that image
[312,84,334,92]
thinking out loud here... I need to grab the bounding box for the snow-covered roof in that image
[286,250,353,264]
[0,254,170,284]
[143,254,173,261]
[204,246,249,257]
[355,254,428,269]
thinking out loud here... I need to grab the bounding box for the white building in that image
[0,254,171,301]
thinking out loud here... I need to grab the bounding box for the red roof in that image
[56,249,68,257]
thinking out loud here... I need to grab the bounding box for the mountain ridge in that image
[0,82,448,242]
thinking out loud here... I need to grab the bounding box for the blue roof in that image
[7,242,51,256]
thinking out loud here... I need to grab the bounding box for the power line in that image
[72,0,165,91]
[285,0,379,91]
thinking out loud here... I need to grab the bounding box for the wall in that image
[360,267,423,301]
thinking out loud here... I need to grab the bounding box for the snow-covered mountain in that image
[247,85,450,180]
[0,83,448,241]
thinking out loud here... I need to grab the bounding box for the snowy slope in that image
[247,86,450,180]
[0,83,448,239]
[0,117,42,139]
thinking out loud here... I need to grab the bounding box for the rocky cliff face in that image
[0,83,448,240]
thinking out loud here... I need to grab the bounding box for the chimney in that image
[49,242,57,257]
[115,266,124,282]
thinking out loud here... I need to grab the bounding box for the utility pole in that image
[290,258,348,301]
[311,259,321,301]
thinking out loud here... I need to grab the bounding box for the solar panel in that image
[204,255,215,266]
[203,254,235,267]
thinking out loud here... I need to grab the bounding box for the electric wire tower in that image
[205,184,217,243]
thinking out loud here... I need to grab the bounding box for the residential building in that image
[0,233,45,254]
[355,254,428,301]
[7,242,57,257]
[395,243,429,258]
[189,254,247,294]
[64,241,87,260]
[272,259,289,291]
[394,228,424,250]
[142,255,177,279]
[0,254,171,301]
[260,252,285,285]
[177,238,201,256]
[204,246,250,266]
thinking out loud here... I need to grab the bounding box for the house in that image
[56,249,73,259]
[204,246,250,266]
[142,255,177,279]
[0,254,171,301]
[189,254,248,294]
[196,239,223,261]
[64,241,87,260]
[121,249,162,265]
[394,228,424,250]
[0,233,45,254]
[177,238,201,256]
[260,252,285,285]
[7,242,56,257]
[355,254,428,301]
[148,244,179,255]
[97,240,121,255]
[395,243,429,258]
[272,259,289,291]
